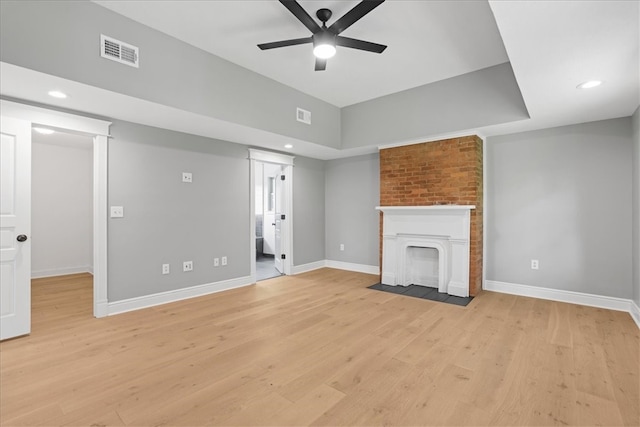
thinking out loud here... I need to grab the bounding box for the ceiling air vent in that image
[296,108,311,125]
[100,34,139,68]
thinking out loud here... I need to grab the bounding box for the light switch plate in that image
[110,206,124,218]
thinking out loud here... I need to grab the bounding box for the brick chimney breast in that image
[379,136,483,296]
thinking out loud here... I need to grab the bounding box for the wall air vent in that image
[296,108,311,125]
[100,34,139,68]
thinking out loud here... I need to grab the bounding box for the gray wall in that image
[32,134,93,277]
[0,0,340,148]
[108,120,329,301]
[633,107,640,306]
[325,153,380,266]
[107,120,251,301]
[341,63,529,149]
[486,118,633,299]
[292,156,326,266]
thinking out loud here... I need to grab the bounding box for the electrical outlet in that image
[214,258,220,267]
[162,264,170,275]
[221,256,227,266]
[531,259,539,270]
[110,206,124,218]
[340,243,345,251]
[183,261,193,272]
[182,172,193,183]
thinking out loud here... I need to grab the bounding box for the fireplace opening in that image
[406,246,439,288]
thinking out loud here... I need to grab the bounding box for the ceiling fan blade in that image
[315,58,327,71]
[336,36,387,53]
[279,0,321,33]
[328,0,385,35]
[258,37,313,50]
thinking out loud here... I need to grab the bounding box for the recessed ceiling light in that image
[284,144,293,149]
[577,80,602,89]
[48,90,67,99]
[33,127,55,135]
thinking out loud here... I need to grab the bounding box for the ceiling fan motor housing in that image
[313,31,336,48]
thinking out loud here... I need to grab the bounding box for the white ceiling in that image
[1,1,638,160]
[93,0,511,108]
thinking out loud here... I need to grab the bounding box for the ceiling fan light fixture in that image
[313,31,336,59]
[313,43,336,59]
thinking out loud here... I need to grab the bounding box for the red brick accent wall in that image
[379,136,483,296]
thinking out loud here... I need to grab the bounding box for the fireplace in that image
[376,205,475,297]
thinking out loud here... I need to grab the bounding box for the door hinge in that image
[281,254,286,260]
[280,214,286,220]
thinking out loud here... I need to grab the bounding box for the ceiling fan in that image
[258,0,387,71]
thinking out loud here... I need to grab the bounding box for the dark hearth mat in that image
[367,283,474,307]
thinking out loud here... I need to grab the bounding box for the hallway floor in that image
[256,254,281,281]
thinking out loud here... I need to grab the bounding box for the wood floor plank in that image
[1,270,638,426]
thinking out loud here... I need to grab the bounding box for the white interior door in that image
[0,117,31,340]
[274,172,285,274]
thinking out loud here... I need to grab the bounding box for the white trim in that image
[107,276,254,316]
[485,280,640,328]
[0,100,110,136]
[248,148,294,165]
[326,260,379,275]
[31,266,92,279]
[93,134,109,317]
[291,260,327,275]
[631,301,640,329]
[1,100,111,319]
[282,164,293,276]
[249,159,257,283]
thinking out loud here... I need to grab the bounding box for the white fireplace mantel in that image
[376,205,476,214]
[376,205,475,297]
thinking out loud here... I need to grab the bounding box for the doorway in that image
[249,149,294,283]
[31,128,94,279]
[0,99,110,339]
[255,161,283,281]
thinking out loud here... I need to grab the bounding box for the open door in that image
[0,117,32,340]
[274,171,285,274]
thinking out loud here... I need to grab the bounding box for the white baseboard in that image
[291,260,380,276]
[107,275,254,316]
[325,260,379,275]
[485,280,639,328]
[32,266,93,279]
[291,260,327,275]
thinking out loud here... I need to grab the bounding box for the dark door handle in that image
[16,234,27,242]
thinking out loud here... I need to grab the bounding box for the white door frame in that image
[248,149,294,281]
[0,100,111,318]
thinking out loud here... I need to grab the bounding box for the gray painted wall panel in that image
[632,107,640,306]
[341,63,529,149]
[0,0,341,148]
[486,118,633,299]
[107,120,251,301]
[292,157,326,266]
[325,153,380,266]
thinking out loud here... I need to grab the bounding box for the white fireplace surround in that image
[376,205,475,298]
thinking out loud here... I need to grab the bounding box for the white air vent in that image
[296,108,311,125]
[100,34,139,68]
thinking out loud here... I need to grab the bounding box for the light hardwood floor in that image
[1,269,638,426]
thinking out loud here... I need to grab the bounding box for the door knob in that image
[16,234,28,242]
